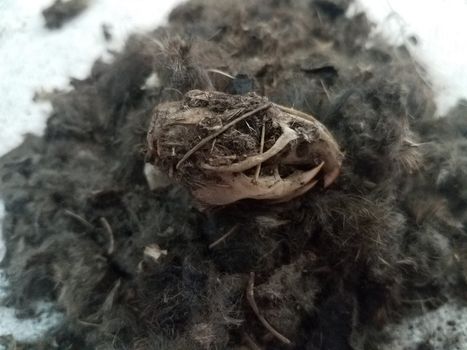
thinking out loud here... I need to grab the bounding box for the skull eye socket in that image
[295,142,310,159]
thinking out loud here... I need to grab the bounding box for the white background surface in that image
[0,0,184,156]
[0,0,467,343]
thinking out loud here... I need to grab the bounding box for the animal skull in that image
[147,90,343,206]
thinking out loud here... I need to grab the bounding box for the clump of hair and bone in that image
[146,90,343,206]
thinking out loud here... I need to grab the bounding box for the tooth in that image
[296,161,324,184]
[252,161,324,200]
[324,166,340,187]
[271,180,318,203]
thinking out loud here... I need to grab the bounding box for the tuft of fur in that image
[1,0,467,349]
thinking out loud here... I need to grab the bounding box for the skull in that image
[147,90,343,206]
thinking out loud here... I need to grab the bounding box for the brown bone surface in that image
[147,90,343,206]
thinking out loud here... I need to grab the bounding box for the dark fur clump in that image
[42,0,90,29]
[1,0,467,348]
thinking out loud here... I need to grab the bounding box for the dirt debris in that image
[1,0,467,349]
[42,0,90,29]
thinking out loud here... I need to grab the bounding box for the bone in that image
[271,180,318,203]
[324,166,340,188]
[193,162,324,205]
[201,123,298,173]
[148,91,343,206]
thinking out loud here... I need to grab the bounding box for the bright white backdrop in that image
[0,0,467,343]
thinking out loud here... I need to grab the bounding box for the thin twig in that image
[206,68,235,79]
[243,333,263,350]
[77,319,100,327]
[176,103,272,169]
[210,138,217,154]
[255,117,266,182]
[246,272,292,345]
[64,209,94,230]
[99,217,115,255]
[208,224,240,249]
[320,79,331,102]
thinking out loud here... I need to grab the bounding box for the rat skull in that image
[147,90,343,206]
